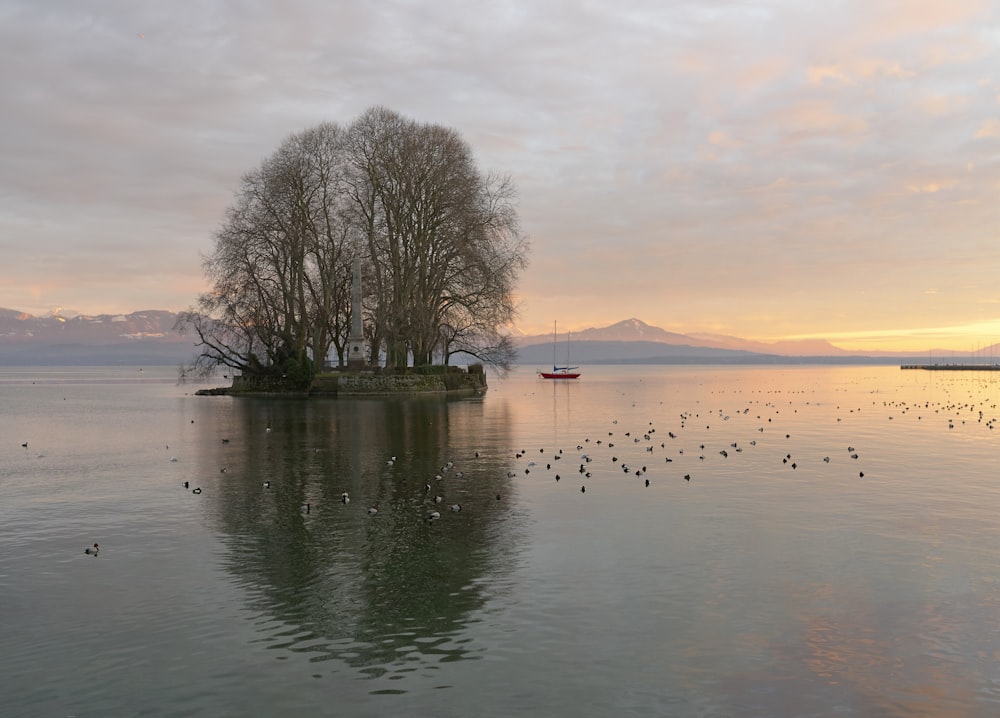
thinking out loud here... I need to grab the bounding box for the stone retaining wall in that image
[316,372,487,396]
[199,370,487,397]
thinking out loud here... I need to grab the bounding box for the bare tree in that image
[177,123,354,382]
[344,107,528,368]
[179,108,528,379]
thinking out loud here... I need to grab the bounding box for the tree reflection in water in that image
[199,394,521,678]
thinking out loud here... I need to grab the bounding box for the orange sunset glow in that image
[1,1,998,353]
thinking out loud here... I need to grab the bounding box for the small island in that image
[177,109,525,397]
[196,364,488,397]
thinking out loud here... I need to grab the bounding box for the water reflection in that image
[194,394,520,683]
[704,580,997,718]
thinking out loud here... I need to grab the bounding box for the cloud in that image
[774,101,870,139]
[857,0,988,40]
[976,119,1000,138]
[807,58,916,87]
[919,93,970,116]
[1,0,999,350]
[905,180,954,194]
[707,130,742,148]
[807,65,853,86]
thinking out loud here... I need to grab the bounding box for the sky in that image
[2,0,999,352]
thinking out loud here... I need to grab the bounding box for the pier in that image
[901,364,1000,371]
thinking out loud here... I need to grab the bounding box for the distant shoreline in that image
[0,356,992,368]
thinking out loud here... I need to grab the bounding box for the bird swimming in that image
[84,543,99,555]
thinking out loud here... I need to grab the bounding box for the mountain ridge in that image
[521,318,845,357]
[516,317,999,361]
[0,308,992,365]
[0,308,195,365]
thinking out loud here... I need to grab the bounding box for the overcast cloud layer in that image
[2,0,998,349]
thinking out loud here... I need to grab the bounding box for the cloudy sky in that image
[2,0,998,350]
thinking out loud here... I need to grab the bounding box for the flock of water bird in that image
[64,373,997,556]
[498,407,870,498]
[491,380,998,506]
[167,429,481,526]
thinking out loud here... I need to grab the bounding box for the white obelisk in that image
[347,255,366,371]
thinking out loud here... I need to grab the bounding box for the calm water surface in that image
[2,364,1000,717]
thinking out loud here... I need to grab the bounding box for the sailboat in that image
[539,321,580,379]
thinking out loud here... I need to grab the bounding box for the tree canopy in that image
[178,107,528,383]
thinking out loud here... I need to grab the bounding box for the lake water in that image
[2,364,1000,717]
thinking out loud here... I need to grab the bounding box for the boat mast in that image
[552,320,557,371]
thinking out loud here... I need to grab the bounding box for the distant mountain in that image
[683,332,850,356]
[0,308,196,365]
[516,339,767,366]
[515,317,990,365]
[517,318,848,357]
[565,318,697,345]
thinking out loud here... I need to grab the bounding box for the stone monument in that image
[347,255,366,371]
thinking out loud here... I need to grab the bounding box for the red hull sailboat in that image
[539,321,580,379]
[539,369,580,379]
